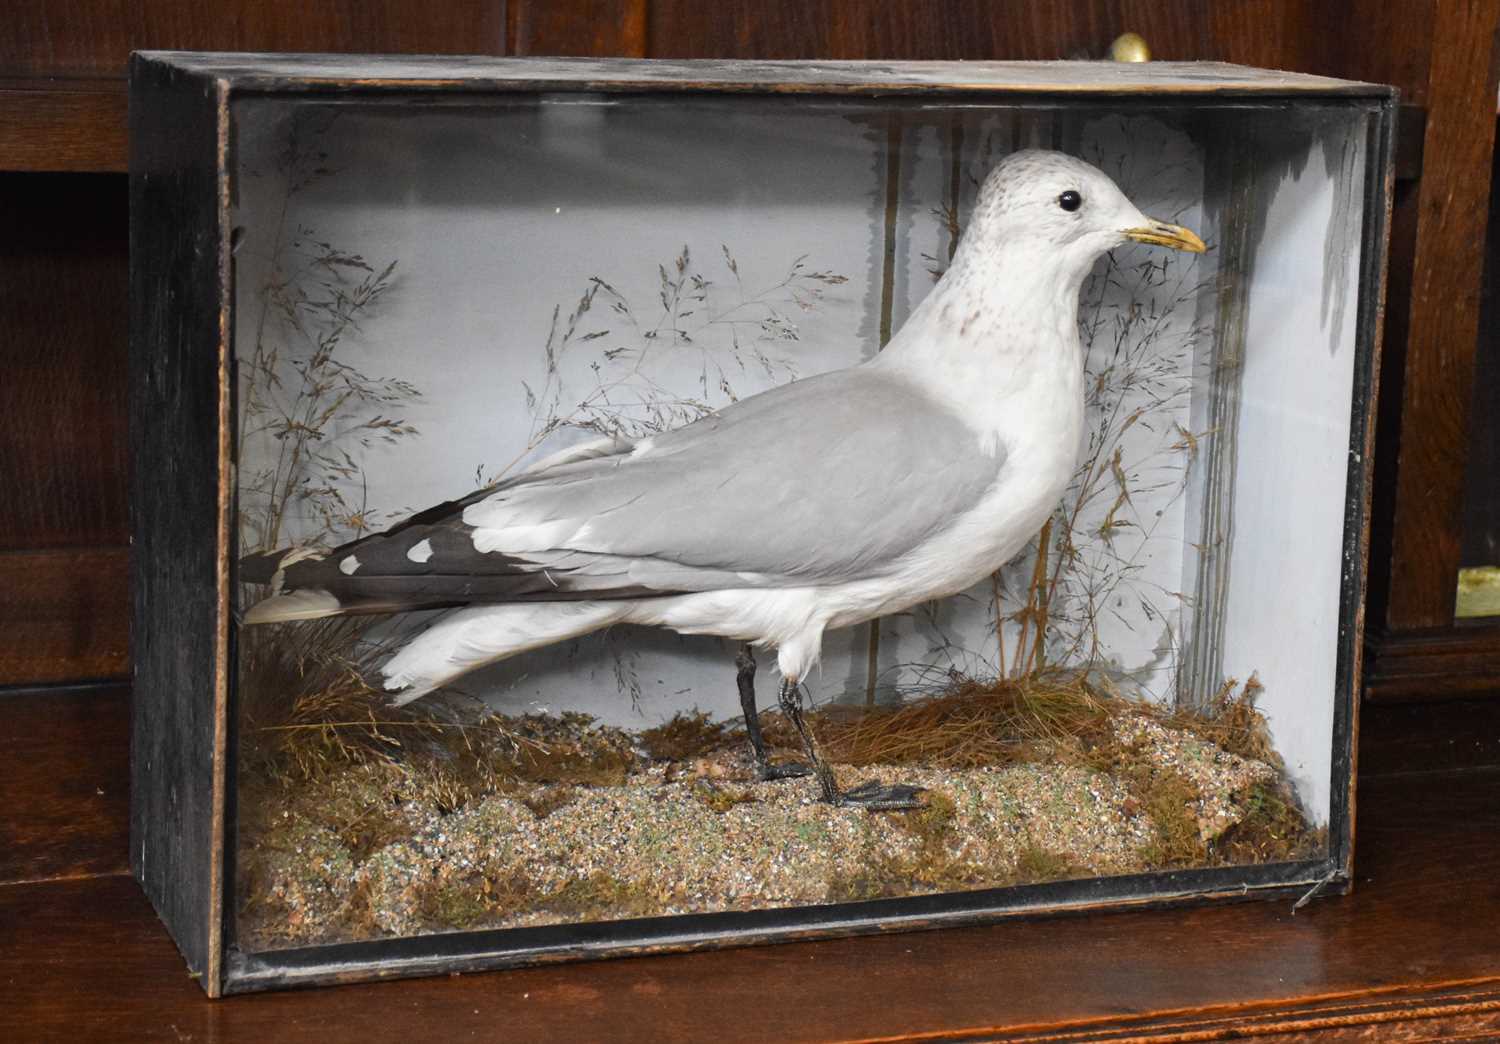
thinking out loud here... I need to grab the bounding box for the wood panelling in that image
[0,1,132,78]
[1364,624,1500,702]
[0,549,128,685]
[1462,117,1500,568]
[132,0,507,64]
[0,82,127,172]
[645,1,1345,67]
[0,0,1372,75]
[511,0,647,58]
[1,767,1498,1039]
[0,171,129,687]
[1380,0,1500,630]
[0,172,128,550]
[0,684,130,885]
[638,0,1434,85]
[1360,691,1500,774]
[0,1,507,78]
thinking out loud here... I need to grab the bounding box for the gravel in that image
[239,711,1287,946]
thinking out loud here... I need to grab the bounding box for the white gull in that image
[241,149,1205,808]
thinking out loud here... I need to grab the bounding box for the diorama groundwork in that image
[234,642,1323,950]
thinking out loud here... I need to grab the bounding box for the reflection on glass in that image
[227,95,1365,950]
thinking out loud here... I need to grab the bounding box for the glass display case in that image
[128,53,1394,994]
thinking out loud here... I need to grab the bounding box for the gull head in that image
[968,150,1206,281]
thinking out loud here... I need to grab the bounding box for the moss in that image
[419,762,484,816]
[1162,675,1278,766]
[824,847,981,903]
[826,791,980,902]
[825,860,905,903]
[538,873,662,920]
[416,873,498,930]
[640,711,733,761]
[895,790,957,857]
[249,762,421,864]
[497,714,638,786]
[691,780,756,814]
[1216,782,1324,865]
[1134,767,1208,868]
[1014,843,1084,882]
[236,813,358,946]
[519,785,576,820]
[504,744,625,785]
[795,821,829,846]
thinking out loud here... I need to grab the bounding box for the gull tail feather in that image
[242,589,344,624]
[381,601,635,705]
[241,586,428,624]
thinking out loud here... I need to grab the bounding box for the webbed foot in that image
[756,760,813,782]
[834,781,927,811]
[770,677,925,812]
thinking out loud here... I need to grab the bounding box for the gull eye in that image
[1058,190,1082,212]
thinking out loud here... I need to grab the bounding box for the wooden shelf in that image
[2,714,1498,1040]
[0,550,128,687]
[0,78,127,173]
[1364,623,1500,702]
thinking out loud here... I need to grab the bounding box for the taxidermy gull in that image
[241,149,1205,810]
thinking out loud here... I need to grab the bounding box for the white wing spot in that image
[407,538,434,564]
[339,555,361,575]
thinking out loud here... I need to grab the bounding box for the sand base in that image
[235,699,1318,950]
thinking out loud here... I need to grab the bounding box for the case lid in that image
[133,53,1392,99]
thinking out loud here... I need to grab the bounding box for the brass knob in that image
[1109,32,1151,63]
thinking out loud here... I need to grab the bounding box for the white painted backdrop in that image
[232,95,1364,825]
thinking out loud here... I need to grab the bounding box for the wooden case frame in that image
[128,52,1396,996]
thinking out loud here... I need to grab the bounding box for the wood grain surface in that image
[0,1,507,78]
[1380,0,1500,630]
[1364,623,1500,701]
[0,549,128,685]
[0,177,128,685]
[509,0,647,58]
[0,684,130,885]
[1462,128,1500,569]
[0,0,131,78]
[1359,692,1500,775]
[0,766,1496,1041]
[647,1,1334,66]
[0,172,128,550]
[0,81,128,172]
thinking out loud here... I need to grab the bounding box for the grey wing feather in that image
[464,367,1002,581]
[250,367,1003,612]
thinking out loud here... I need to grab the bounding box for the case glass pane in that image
[227,92,1370,952]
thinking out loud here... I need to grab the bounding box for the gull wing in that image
[244,366,1004,619]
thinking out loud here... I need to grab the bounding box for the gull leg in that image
[776,677,925,811]
[737,645,810,781]
[777,677,840,802]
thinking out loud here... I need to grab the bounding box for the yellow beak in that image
[1122,220,1207,253]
